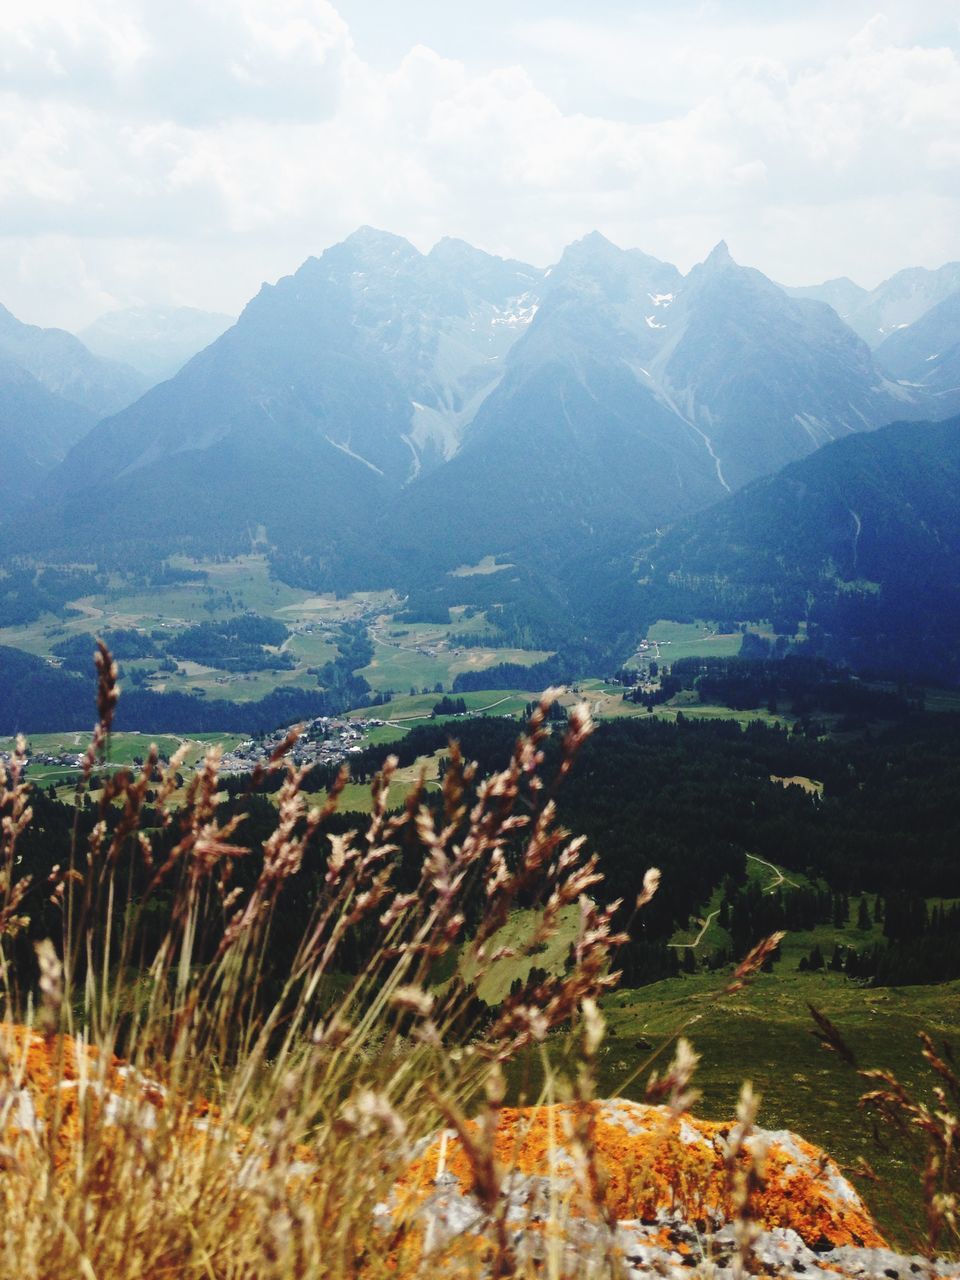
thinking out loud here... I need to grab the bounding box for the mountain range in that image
[11,229,951,574]
[786,260,960,346]
[5,228,960,679]
[0,304,149,510]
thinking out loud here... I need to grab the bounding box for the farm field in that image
[0,556,558,711]
[148,659,322,703]
[5,730,245,791]
[639,618,748,664]
[348,688,535,725]
[571,680,796,730]
[358,638,553,695]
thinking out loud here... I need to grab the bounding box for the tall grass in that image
[3,645,951,1276]
[0,649,641,1278]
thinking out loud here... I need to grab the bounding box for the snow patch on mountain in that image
[793,413,838,448]
[491,297,539,329]
[324,436,385,476]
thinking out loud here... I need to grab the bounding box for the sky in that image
[3,0,960,329]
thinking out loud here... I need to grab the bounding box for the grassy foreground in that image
[1,663,957,1274]
[0,673,642,1279]
[602,971,960,1247]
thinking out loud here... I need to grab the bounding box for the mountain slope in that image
[0,353,95,510]
[874,290,960,419]
[632,415,960,680]
[0,304,147,418]
[785,277,868,321]
[385,234,715,567]
[18,229,544,560]
[658,243,920,490]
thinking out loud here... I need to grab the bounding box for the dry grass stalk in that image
[0,668,666,1279]
[808,1001,960,1257]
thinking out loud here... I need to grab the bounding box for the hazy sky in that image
[3,0,960,329]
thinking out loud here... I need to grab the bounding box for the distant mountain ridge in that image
[0,303,150,509]
[16,227,946,586]
[79,306,236,383]
[874,291,960,420]
[0,303,146,419]
[786,262,960,346]
[0,352,95,511]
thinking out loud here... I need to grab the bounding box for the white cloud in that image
[2,1,960,327]
[0,0,351,123]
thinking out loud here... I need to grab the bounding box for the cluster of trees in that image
[317,621,372,706]
[52,628,162,671]
[522,699,567,722]
[800,903,960,987]
[719,882,856,959]
[49,615,299,676]
[166,615,292,672]
[669,655,916,719]
[453,655,566,693]
[622,675,682,709]
[0,565,106,627]
[394,594,451,624]
[432,696,467,717]
[0,644,363,736]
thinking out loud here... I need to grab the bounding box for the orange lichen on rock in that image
[1,1023,908,1278]
[400,1099,886,1252]
[1,1020,125,1164]
[0,1022,232,1173]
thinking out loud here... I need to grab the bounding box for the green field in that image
[492,858,959,1248]
[597,972,958,1249]
[347,688,536,726]
[639,618,748,664]
[654,858,960,1246]
[358,639,553,695]
[459,904,582,1005]
[5,730,245,791]
[0,557,560,713]
[307,749,444,813]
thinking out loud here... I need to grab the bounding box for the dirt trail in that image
[668,909,720,950]
[746,852,801,892]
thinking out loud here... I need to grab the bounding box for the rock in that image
[4,1025,958,1277]
[393,1100,960,1278]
